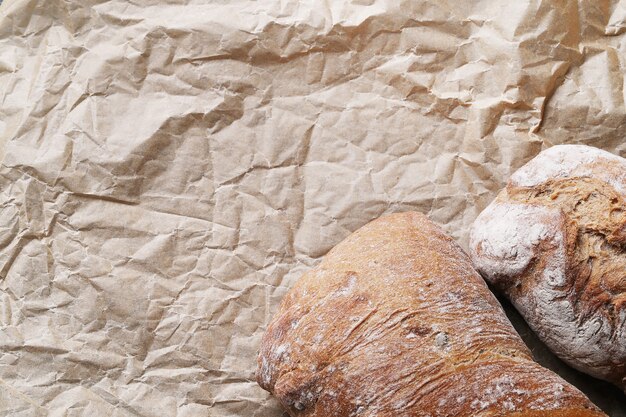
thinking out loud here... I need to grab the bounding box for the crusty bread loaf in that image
[470,144,626,391]
[258,212,605,416]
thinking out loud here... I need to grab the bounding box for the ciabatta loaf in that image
[258,212,605,416]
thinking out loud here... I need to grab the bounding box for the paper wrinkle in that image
[0,0,625,415]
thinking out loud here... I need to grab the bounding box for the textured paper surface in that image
[0,0,625,416]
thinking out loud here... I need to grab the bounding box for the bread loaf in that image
[257,212,605,416]
[470,144,626,391]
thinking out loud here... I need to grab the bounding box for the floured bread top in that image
[510,144,626,194]
[470,144,626,390]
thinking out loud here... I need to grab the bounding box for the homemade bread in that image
[258,212,605,416]
[470,145,626,391]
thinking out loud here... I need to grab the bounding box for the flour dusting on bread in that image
[470,144,626,391]
[511,144,626,193]
[470,202,563,282]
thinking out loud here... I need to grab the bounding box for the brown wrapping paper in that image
[0,0,624,415]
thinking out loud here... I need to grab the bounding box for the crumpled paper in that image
[0,0,625,416]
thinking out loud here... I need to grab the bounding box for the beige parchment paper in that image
[0,0,625,416]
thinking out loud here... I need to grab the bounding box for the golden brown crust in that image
[258,212,604,416]
[506,177,626,329]
[505,410,606,417]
